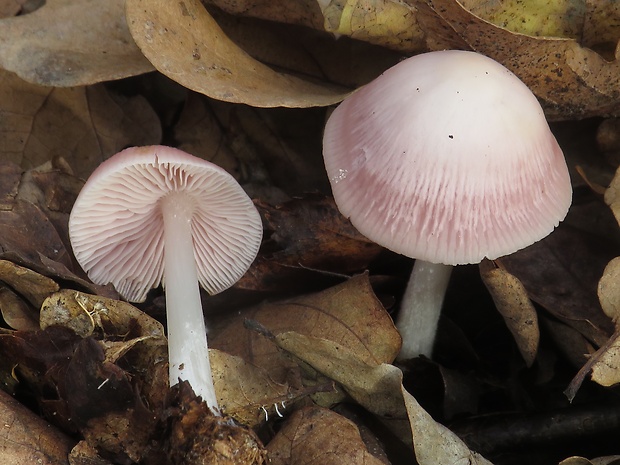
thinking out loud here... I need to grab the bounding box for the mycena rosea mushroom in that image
[322,50,572,360]
[69,145,263,413]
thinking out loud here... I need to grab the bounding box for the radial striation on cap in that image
[323,50,572,265]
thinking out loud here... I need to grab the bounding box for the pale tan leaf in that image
[597,256,620,321]
[125,0,350,108]
[0,0,153,87]
[401,385,494,465]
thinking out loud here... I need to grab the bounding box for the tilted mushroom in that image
[69,145,263,413]
[322,50,572,360]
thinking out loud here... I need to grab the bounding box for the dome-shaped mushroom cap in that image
[69,146,263,302]
[323,50,572,266]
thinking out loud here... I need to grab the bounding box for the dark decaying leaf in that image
[237,196,383,294]
[161,382,267,465]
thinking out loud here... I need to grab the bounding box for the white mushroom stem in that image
[161,192,220,414]
[396,260,453,360]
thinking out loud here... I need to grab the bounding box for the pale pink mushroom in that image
[69,145,263,413]
[322,50,572,360]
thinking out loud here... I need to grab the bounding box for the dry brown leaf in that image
[0,70,162,178]
[479,259,540,366]
[411,0,620,119]
[266,406,386,465]
[125,0,350,108]
[0,0,153,86]
[211,274,401,383]
[0,388,75,465]
[210,349,290,427]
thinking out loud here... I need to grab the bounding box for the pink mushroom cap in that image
[69,145,263,302]
[323,50,572,265]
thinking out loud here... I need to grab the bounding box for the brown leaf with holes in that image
[410,0,620,119]
[0,388,74,465]
[0,0,153,86]
[125,0,349,108]
[267,406,385,465]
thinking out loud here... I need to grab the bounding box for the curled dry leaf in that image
[412,0,620,119]
[479,259,540,366]
[0,69,162,178]
[0,259,58,331]
[0,259,59,309]
[266,406,386,465]
[125,0,350,108]
[0,388,74,465]
[0,0,153,86]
